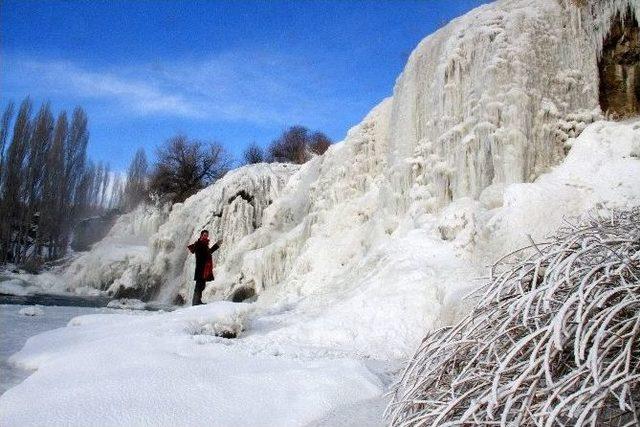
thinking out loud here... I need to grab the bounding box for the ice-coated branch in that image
[387,207,640,426]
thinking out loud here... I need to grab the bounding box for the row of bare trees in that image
[122,126,331,208]
[0,98,335,267]
[0,98,115,267]
[243,126,332,165]
[119,136,233,207]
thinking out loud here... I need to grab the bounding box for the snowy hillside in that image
[3,0,640,424]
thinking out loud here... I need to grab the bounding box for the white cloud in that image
[2,51,362,126]
[4,58,201,118]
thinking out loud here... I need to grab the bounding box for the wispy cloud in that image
[4,58,201,118]
[2,51,359,126]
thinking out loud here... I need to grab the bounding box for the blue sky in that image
[1,0,489,171]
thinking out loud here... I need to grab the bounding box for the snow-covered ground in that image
[0,304,122,396]
[0,302,392,426]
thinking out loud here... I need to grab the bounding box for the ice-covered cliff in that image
[56,0,640,357]
[388,0,640,206]
[63,163,297,302]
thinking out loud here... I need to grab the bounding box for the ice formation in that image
[61,163,297,302]
[51,0,640,353]
[62,204,170,297]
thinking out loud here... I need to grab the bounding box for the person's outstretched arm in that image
[187,242,197,253]
[209,239,223,253]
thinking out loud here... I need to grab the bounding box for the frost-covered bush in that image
[185,308,249,339]
[388,208,640,426]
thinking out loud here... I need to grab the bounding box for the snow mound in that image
[0,303,383,427]
[106,298,147,310]
[18,306,44,316]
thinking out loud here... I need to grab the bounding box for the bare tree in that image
[41,111,68,259]
[1,98,33,263]
[0,102,15,189]
[123,148,149,211]
[268,126,309,164]
[65,107,89,213]
[309,131,331,155]
[92,162,105,208]
[74,160,96,217]
[21,102,54,261]
[267,126,332,164]
[243,142,265,165]
[150,135,232,204]
[109,177,125,210]
[99,163,112,208]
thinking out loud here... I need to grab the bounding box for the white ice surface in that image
[0,303,385,427]
[0,304,121,396]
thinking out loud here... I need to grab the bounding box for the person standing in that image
[187,230,222,305]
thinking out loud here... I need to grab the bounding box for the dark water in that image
[0,292,110,308]
[0,292,174,311]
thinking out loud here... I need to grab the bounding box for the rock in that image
[19,305,44,316]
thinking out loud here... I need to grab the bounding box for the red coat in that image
[187,239,221,281]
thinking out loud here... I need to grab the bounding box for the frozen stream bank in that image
[0,304,121,395]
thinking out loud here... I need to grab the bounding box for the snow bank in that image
[0,303,383,427]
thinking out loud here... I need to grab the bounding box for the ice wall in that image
[388,0,607,209]
[62,164,297,301]
[210,0,639,300]
[57,1,640,356]
[63,205,169,297]
[148,163,298,304]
